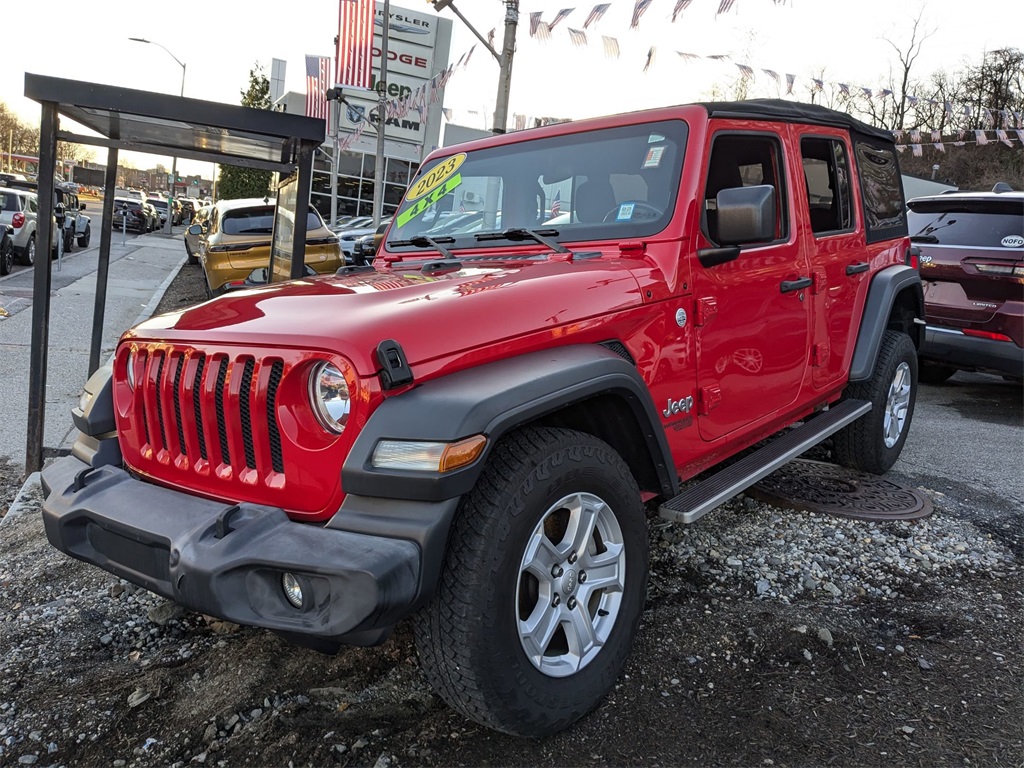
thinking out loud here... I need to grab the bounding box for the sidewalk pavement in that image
[0,232,186,475]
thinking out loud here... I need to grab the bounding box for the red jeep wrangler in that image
[42,100,923,737]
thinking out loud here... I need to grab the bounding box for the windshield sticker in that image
[643,146,665,168]
[406,153,467,202]
[397,174,463,228]
[616,203,635,221]
[1000,235,1024,248]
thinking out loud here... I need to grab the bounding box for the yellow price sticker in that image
[406,153,467,202]
[396,174,463,228]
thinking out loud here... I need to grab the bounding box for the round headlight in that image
[125,349,137,390]
[281,572,304,609]
[309,361,350,434]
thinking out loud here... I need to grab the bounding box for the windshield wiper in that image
[389,235,456,260]
[909,234,940,243]
[475,228,570,254]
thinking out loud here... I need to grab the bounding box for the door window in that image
[801,137,854,235]
[704,134,788,244]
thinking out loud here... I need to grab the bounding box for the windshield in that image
[386,119,687,254]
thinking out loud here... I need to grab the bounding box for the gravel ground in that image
[0,262,1021,766]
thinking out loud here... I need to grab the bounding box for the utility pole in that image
[371,0,391,228]
[432,0,518,134]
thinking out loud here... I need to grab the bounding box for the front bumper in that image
[920,325,1024,379]
[41,456,421,643]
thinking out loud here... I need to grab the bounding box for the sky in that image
[2,0,1019,177]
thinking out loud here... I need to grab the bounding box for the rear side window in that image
[907,199,1024,247]
[1,193,20,212]
[854,140,906,243]
[801,137,853,235]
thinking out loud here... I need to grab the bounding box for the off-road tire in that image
[918,361,956,385]
[0,239,12,275]
[77,225,91,248]
[19,235,35,266]
[834,330,917,474]
[63,230,74,253]
[414,426,648,737]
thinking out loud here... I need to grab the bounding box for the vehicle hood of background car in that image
[130,256,645,374]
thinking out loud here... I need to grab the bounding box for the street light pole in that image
[432,0,518,134]
[129,37,186,233]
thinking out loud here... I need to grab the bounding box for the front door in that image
[693,130,811,442]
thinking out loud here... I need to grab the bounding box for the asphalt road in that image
[1,198,143,281]
[892,370,1023,517]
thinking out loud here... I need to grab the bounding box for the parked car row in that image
[908,183,1023,384]
[184,197,343,296]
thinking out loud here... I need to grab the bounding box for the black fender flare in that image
[849,265,924,382]
[341,343,677,502]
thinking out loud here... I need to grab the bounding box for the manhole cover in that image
[748,459,933,521]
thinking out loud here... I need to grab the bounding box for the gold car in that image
[190,198,342,295]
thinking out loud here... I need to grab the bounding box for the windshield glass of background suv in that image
[908,200,1024,247]
[387,119,688,252]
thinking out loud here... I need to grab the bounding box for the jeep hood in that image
[129,258,644,373]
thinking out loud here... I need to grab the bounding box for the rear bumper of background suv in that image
[920,324,1024,379]
[41,456,422,644]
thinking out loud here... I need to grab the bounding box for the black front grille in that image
[214,357,231,466]
[192,354,208,461]
[239,358,256,470]
[267,361,285,474]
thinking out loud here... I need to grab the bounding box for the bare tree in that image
[881,7,936,131]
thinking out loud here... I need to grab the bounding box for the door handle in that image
[780,277,813,293]
[845,262,870,276]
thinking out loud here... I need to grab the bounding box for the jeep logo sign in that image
[663,396,694,417]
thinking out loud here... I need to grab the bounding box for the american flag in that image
[336,0,374,89]
[305,55,330,120]
[550,190,561,217]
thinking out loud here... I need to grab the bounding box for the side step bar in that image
[659,399,871,525]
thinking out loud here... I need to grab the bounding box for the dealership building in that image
[279,2,453,221]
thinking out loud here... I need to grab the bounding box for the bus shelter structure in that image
[23,73,326,473]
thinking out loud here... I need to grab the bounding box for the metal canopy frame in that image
[23,73,326,474]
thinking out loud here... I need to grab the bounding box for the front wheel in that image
[77,225,91,248]
[833,330,917,474]
[414,426,648,737]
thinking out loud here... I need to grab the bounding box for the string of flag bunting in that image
[513,1,1022,134]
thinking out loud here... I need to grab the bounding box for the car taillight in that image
[973,262,1024,278]
[906,246,920,270]
[11,212,24,228]
[962,329,1013,343]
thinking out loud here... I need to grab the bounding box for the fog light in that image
[281,572,304,609]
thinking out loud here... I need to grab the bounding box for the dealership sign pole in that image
[372,0,391,228]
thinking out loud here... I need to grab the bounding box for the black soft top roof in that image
[699,99,894,144]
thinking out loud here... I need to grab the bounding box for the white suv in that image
[0,188,60,266]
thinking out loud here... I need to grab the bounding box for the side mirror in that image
[187,223,204,236]
[716,185,776,245]
[80,203,86,210]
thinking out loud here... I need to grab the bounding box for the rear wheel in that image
[414,426,648,737]
[834,330,917,474]
[19,235,35,266]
